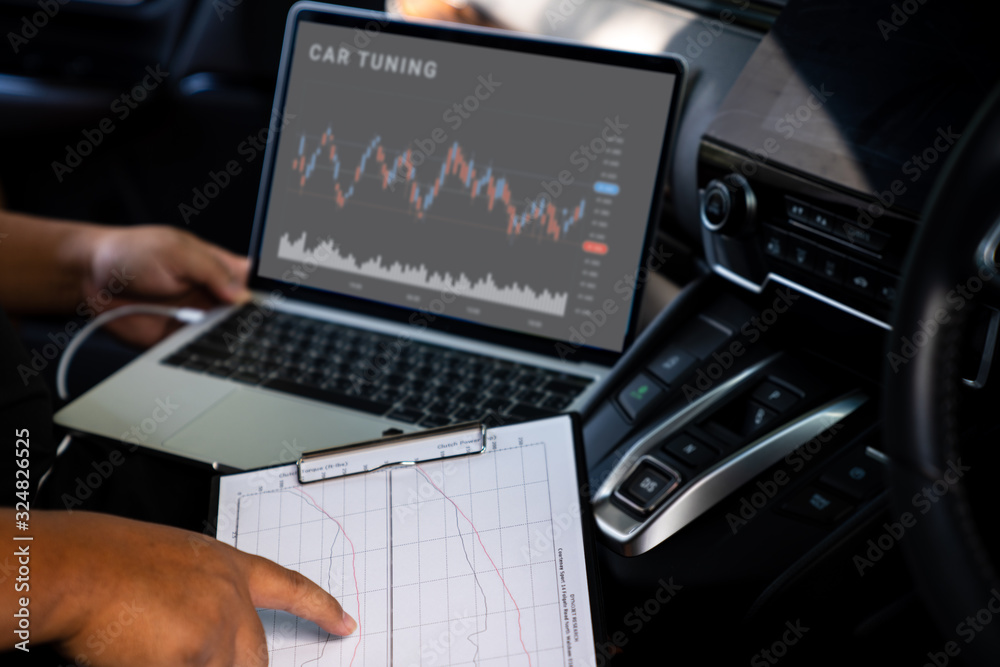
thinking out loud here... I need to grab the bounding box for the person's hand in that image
[82,225,251,347]
[27,510,356,667]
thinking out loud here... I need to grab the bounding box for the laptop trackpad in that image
[162,389,400,471]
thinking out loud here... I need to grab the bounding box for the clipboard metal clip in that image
[297,420,488,484]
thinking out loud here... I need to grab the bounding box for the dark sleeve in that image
[0,306,55,507]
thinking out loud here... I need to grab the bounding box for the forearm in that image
[0,209,99,315]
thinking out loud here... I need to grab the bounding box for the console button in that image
[839,223,890,253]
[664,433,718,469]
[648,348,697,387]
[751,381,800,413]
[617,373,665,422]
[819,449,885,500]
[806,208,836,233]
[785,197,835,233]
[781,486,854,524]
[845,260,880,297]
[743,402,778,436]
[763,228,787,260]
[816,250,845,284]
[788,241,817,271]
[620,463,678,512]
[875,274,899,304]
[786,198,810,223]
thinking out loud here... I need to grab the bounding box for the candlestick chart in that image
[291,130,588,245]
[274,126,607,318]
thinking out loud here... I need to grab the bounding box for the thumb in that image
[177,240,251,304]
[208,246,252,297]
[244,554,358,637]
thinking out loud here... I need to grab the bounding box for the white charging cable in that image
[36,433,72,493]
[55,304,206,401]
[38,305,207,494]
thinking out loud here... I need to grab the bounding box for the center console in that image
[582,284,883,556]
[581,0,1000,565]
[695,0,998,329]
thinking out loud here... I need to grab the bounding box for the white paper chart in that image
[215,415,597,667]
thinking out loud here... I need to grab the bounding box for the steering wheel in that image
[885,83,1000,664]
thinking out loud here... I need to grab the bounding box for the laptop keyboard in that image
[160,305,592,427]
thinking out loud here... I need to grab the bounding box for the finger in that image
[208,246,251,286]
[244,554,358,637]
[174,238,250,304]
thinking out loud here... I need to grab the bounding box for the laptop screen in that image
[255,13,679,355]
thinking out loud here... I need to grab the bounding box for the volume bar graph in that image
[291,129,587,243]
[278,232,569,316]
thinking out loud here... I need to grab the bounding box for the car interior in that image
[4,0,1000,664]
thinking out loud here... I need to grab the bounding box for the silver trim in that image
[963,214,1000,389]
[962,307,1000,389]
[594,356,778,497]
[594,389,867,556]
[700,183,732,232]
[700,175,757,234]
[297,421,486,482]
[711,264,892,331]
[865,446,889,464]
[977,213,1000,275]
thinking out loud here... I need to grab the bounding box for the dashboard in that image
[697,0,997,328]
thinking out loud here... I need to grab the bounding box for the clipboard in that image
[207,413,606,666]
[296,420,488,483]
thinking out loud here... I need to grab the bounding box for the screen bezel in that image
[247,1,686,366]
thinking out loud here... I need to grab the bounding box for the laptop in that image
[55,1,686,471]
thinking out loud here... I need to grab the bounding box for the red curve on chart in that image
[414,464,533,667]
[294,488,363,667]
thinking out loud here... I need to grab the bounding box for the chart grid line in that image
[223,418,594,667]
